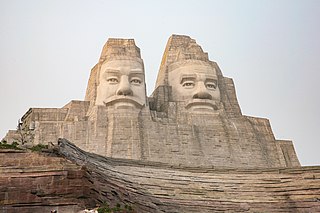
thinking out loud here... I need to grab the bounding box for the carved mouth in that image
[185,99,218,111]
[104,96,144,109]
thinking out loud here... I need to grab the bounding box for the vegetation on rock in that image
[0,140,22,150]
[97,203,134,213]
[29,144,48,152]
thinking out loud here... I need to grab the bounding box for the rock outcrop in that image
[57,139,320,212]
[1,139,319,212]
[0,149,94,213]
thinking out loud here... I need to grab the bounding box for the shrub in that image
[29,144,48,152]
[97,202,134,213]
[0,140,21,150]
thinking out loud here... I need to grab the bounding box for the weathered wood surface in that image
[57,138,320,212]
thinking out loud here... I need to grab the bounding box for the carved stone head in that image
[168,60,220,111]
[154,35,221,112]
[96,57,146,109]
[88,39,146,109]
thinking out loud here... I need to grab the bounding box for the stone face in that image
[93,38,147,110]
[85,38,144,108]
[168,61,221,111]
[95,59,146,109]
[3,34,300,168]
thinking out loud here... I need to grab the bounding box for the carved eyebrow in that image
[205,74,218,80]
[180,74,196,84]
[129,70,144,76]
[130,68,143,72]
[104,69,120,74]
[205,78,218,83]
[129,71,144,76]
[103,70,120,79]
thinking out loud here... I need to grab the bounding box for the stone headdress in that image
[155,34,217,88]
[98,38,142,64]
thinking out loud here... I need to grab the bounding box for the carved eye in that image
[107,78,119,84]
[131,78,142,85]
[206,83,216,89]
[182,82,195,88]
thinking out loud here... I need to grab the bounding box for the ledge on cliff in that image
[56,138,320,213]
[0,148,95,213]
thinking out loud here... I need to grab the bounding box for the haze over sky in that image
[0,0,319,165]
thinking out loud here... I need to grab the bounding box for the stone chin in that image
[185,99,218,112]
[104,96,145,109]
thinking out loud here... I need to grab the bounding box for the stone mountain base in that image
[1,140,319,213]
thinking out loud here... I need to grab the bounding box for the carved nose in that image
[193,82,212,99]
[116,76,133,96]
[117,88,133,96]
[193,92,212,99]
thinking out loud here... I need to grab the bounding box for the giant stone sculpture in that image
[94,45,146,109]
[3,35,300,168]
[168,60,221,111]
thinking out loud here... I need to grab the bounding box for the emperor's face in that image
[95,59,146,109]
[168,63,220,111]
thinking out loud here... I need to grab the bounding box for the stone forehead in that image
[97,58,145,88]
[99,57,145,80]
[168,60,215,73]
[100,56,144,67]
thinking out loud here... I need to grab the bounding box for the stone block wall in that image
[136,103,296,168]
[3,97,301,168]
[84,64,99,107]
[277,140,301,167]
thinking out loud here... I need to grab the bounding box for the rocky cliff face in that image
[0,149,94,213]
[58,139,320,213]
[1,140,319,212]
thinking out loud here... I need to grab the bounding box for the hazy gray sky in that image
[1,0,319,165]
